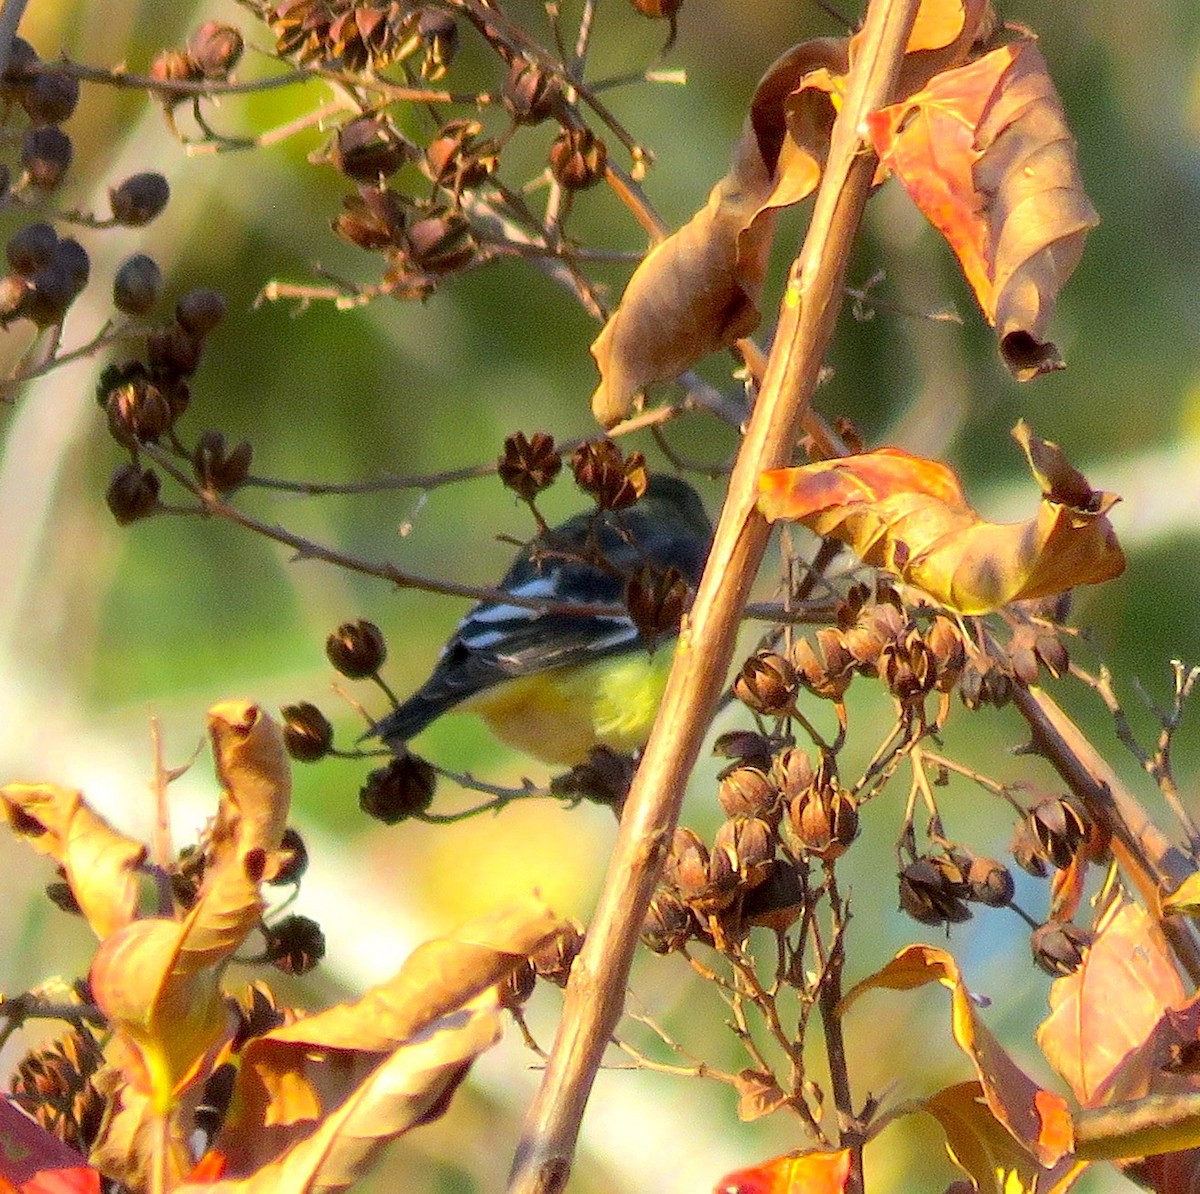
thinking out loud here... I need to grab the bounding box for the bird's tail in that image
[364,693,448,749]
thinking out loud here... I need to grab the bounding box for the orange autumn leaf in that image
[841,943,1074,1166]
[715,1148,850,1194]
[866,38,1098,379]
[758,423,1124,615]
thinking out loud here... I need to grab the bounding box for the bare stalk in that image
[506,2,922,1189]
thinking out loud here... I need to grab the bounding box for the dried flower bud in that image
[498,430,561,500]
[146,324,202,378]
[642,887,693,954]
[625,564,689,649]
[110,171,170,226]
[898,857,972,926]
[326,619,387,677]
[713,816,774,887]
[717,765,778,822]
[332,116,410,183]
[664,826,709,897]
[549,125,607,190]
[265,914,325,974]
[552,744,636,811]
[533,919,585,985]
[964,855,1015,907]
[787,783,859,859]
[792,629,853,701]
[20,69,80,124]
[1028,796,1089,870]
[270,827,310,885]
[106,377,171,446]
[740,859,804,931]
[175,288,227,338]
[571,440,647,510]
[770,746,815,801]
[106,462,160,524]
[187,21,244,78]
[281,702,334,762]
[503,58,562,124]
[733,652,798,716]
[425,119,496,190]
[194,429,253,493]
[113,253,163,316]
[359,754,436,823]
[54,237,89,296]
[7,222,57,277]
[406,210,474,273]
[22,124,71,189]
[1031,920,1092,976]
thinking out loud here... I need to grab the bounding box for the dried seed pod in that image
[21,264,75,327]
[551,744,636,810]
[1031,920,1092,976]
[417,9,458,78]
[712,816,774,887]
[964,855,1015,907]
[664,826,710,898]
[1034,627,1070,679]
[333,186,407,250]
[770,746,815,801]
[1010,816,1050,878]
[20,69,80,124]
[406,210,474,273]
[533,919,585,985]
[332,115,410,183]
[265,914,325,974]
[733,652,798,716]
[740,859,804,931]
[113,253,163,316]
[150,48,200,105]
[926,615,966,691]
[105,377,171,446]
[503,57,562,124]
[1008,624,1041,686]
[498,430,562,500]
[146,324,203,378]
[109,172,170,226]
[625,564,689,649]
[280,702,333,762]
[549,125,607,190]
[959,659,1013,710]
[106,463,160,524]
[22,125,72,189]
[570,440,647,509]
[0,273,27,323]
[270,827,310,885]
[792,628,853,700]
[1028,796,1089,870]
[898,857,972,926]
[642,887,694,954]
[359,755,436,823]
[187,21,244,78]
[5,223,55,277]
[717,764,778,822]
[193,429,253,493]
[425,119,496,190]
[326,619,387,677]
[175,288,227,338]
[787,783,859,860]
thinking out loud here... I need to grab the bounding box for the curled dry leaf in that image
[714,1148,851,1194]
[840,942,1074,1167]
[866,38,1099,379]
[0,782,145,939]
[758,422,1124,615]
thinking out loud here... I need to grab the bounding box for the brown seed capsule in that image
[265,914,325,974]
[406,210,474,273]
[109,172,170,226]
[959,659,1013,710]
[20,69,80,124]
[1010,816,1050,878]
[927,615,966,691]
[7,222,55,276]
[1034,627,1070,679]
[113,253,163,317]
[280,702,334,762]
[631,0,683,16]
[717,764,778,822]
[1031,920,1092,976]
[571,439,647,510]
[792,629,853,701]
[533,919,585,985]
[359,754,436,823]
[175,288,227,338]
[425,119,496,190]
[664,826,709,898]
[898,857,972,926]
[106,463,160,524]
[22,125,71,189]
[1008,624,1041,686]
[551,744,636,811]
[740,859,804,931]
[733,652,798,716]
[964,855,1015,907]
[194,429,253,493]
[270,827,310,885]
[549,125,607,190]
[1028,796,1089,870]
[498,430,561,500]
[146,324,203,378]
[417,9,458,78]
[788,784,859,860]
[54,238,89,296]
[326,619,387,677]
[503,57,562,125]
[713,816,774,887]
[186,21,245,79]
[642,886,694,954]
[149,48,200,105]
[106,378,171,446]
[625,564,689,649]
[1,37,39,92]
[770,746,815,801]
[332,115,410,183]
[20,264,74,327]
[333,186,407,250]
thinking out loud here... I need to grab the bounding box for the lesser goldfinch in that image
[370,474,712,764]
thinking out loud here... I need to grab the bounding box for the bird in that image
[369,474,713,765]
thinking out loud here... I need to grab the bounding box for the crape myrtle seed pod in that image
[717,764,778,822]
[503,58,562,125]
[498,430,561,500]
[549,125,607,190]
[109,172,170,226]
[270,827,310,885]
[106,463,160,524]
[0,273,29,322]
[642,887,693,954]
[146,324,203,378]
[113,253,163,316]
[965,855,1015,907]
[54,238,89,296]
[326,619,387,677]
[1028,795,1089,870]
[20,69,80,124]
[359,755,436,823]
[7,222,57,276]
[551,745,637,811]
[175,288,227,338]
[281,702,333,762]
[1031,920,1092,976]
[187,21,245,79]
[571,440,646,510]
[332,116,410,183]
[266,914,325,975]
[22,125,72,189]
[733,652,798,716]
[771,746,815,801]
[194,429,253,493]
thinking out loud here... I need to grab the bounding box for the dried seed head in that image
[1028,796,1089,870]
[959,659,1013,710]
[22,125,72,189]
[1008,624,1041,686]
[333,186,407,250]
[926,615,967,691]
[150,49,200,105]
[642,887,694,954]
[186,21,245,78]
[113,253,163,317]
[503,58,562,125]
[898,857,972,926]
[717,764,778,822]
[265,914,325,975]
[770,746,815,801]
[406,210,474,273]
[359,754,436,823]
[1034,627,1070,679]
[1,37,39,94]
[175,288,227,339]
[1010,816,1050,878]
[1031,920,1092,976]
[326,619,387,677]
[664,826,709,897]
[964,854,1015,907]
[533,919,585,985]
[792,629,853,700]
[109,172,170,226]
[20,264,75,326]
[193,429,253,493]
[551,744,636,811]
[571,440,647,509]
[625,564,689,649]
[713,816,774,887]
[6,221,56,276]
[106,377,171,446]
[549,125,607,190]
[733,651,798,716]
[787,783,859,860]
[281,702,334,762]
[20,69,80,124]
[106,463,161,524]
[417,9,458,78]
[146,324,203,378]
[425,119,497,190]
[332,115,411,183]
[498,430,561,500]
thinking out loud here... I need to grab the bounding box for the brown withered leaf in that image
[176,1006,501,1194]
[758,422,1124,616]
[866,38,1098,379]
[209,897,566,1176]
[734,1067,789,1122]
[0,783,145,939]
[925,1081,1088,1193]
[841,943,1075,1167]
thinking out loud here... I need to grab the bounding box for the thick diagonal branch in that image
[507,3,922,1190]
